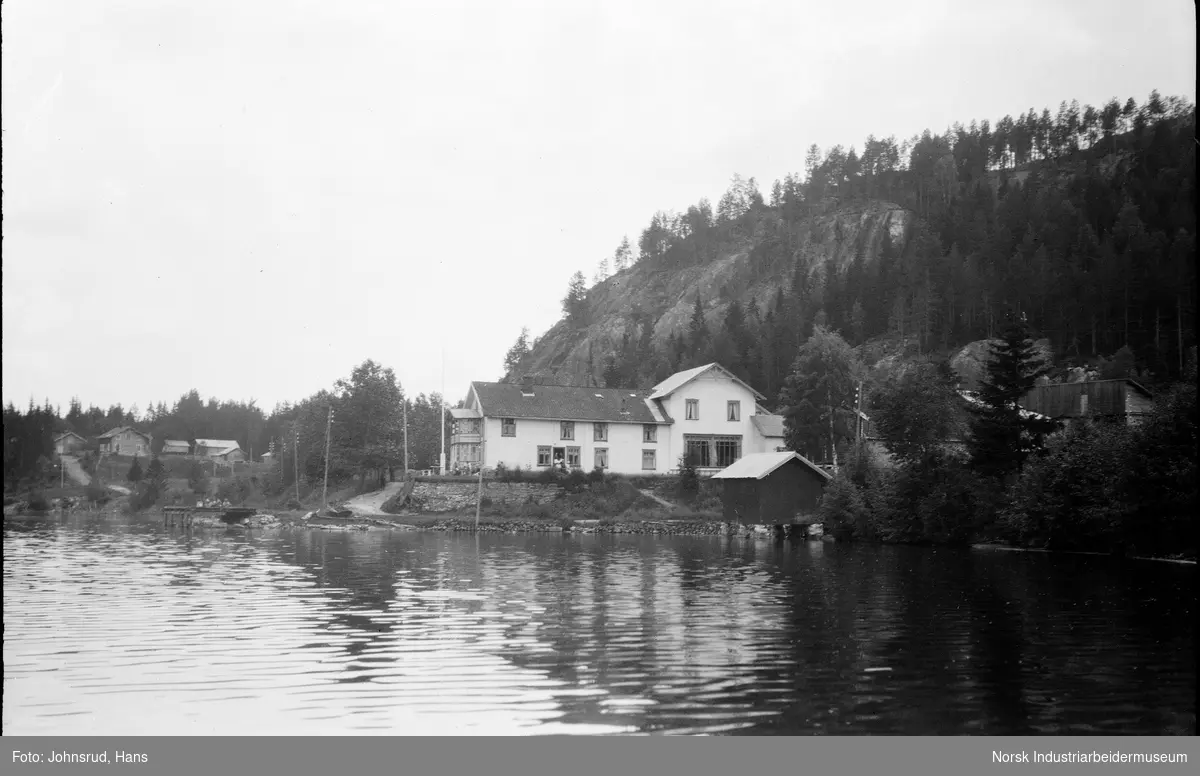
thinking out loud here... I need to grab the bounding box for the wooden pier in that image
[162,506,256,528]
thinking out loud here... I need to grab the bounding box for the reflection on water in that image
[3,514,1195,735]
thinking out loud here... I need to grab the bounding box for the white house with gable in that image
[450,363,788,475]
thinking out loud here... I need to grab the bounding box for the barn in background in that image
[711,451,832,524]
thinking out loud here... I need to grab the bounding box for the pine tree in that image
[593,256,610,285]
[562,272,588,327]
[502,327,531,379]
[613,236,633,273]
[968,315,1059,478]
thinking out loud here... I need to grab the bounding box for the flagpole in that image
[440,344,446,476]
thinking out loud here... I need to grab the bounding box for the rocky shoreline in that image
[147,510,820,538]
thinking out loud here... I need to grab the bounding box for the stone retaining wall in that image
[407,481,563,513]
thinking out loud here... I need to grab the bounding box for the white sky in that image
[2,0,1195,415]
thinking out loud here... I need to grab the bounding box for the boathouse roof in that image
[711,451,831,481]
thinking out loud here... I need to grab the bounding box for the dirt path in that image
[61,455,131,495]
[61,456,91,486]
[343,480,407,517]
[638,489,676,509]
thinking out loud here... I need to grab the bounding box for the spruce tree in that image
[968,315,1059,478]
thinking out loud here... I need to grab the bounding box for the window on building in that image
[501,418,516,437]
[537,446,552,467]
[685,437,710,467]
[642,449,656,470]
[683,435,743,468]
[566,446,582,468]
[727,401,741,422]
[686,399,699,420]
[643,424,657,443]
[593,422,608,442]
[560,421,575,440]
[594,448,608,469]
[714,436,742,466]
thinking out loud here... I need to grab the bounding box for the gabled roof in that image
[711,451,832,481]
[98,426,150,440]
[55,431,86,441]
[162,439,189,447]
[449,407,482,420]
[649,363,767,401]
[960,390,1053,421]
[751,414,785,438]
[195,439,240,449]
[471,382,668,424]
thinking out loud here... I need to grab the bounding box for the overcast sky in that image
[3,0,1195,416]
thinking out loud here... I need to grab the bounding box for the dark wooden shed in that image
[712,452,833,524]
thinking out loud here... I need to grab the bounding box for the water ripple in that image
[4,515,1196,735]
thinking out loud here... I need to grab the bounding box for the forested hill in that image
[507,91,1196,401]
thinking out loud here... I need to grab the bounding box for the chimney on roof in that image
[620,396,628,413]
[521,375,534,394]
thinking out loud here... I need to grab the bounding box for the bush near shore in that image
[819,377,1197,559]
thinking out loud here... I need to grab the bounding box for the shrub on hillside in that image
[85,482,109,505]
[677,455,700,501]
[562,468,588,493]
[818,475,870,540]
[217,477,254,505]
[27,491,50,511]
[1001,421,1135,552]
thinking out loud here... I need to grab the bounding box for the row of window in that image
[685,399,741,422]
[502,419,660,443]
[493,402,742,442]
[535,446,658,470]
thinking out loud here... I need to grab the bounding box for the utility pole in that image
[293,427,300,503]
[440,346,446,476]
[402,395,409,474]
[322,405,333,509]
[475,441,484,530]
[855,380,864,447]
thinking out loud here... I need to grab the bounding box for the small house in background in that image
[711,451,833,524]
[194,439,246,462]
[161,439,190,456]
[259,451,276,465]
[98,427,151,456]
[1019,378,1154,426]
[54,431,87,456]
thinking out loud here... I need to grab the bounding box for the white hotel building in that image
[448,363,789,475]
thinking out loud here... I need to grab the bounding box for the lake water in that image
[4,512,1195,736]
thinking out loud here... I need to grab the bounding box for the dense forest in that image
[518,89,1196,400]
[2,361,452,493]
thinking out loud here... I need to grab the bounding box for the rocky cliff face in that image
[521,200,911,385]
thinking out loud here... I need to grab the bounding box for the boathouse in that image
[711,451,832,524]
